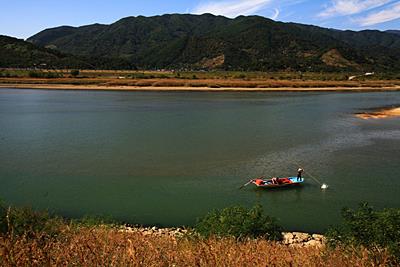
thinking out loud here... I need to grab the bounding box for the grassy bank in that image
[1,203,399,266]
[1,69,400,91]
[1,227,391,266]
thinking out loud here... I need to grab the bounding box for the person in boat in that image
[297,168,304,181]
[271,177,279,185]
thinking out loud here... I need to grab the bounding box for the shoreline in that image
[356,107,400,119]
[120,225,326,248]
[2,83,400,92]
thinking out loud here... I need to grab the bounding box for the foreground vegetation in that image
[0,203,399,266]
[327,203,400,261]
[2,228,391,266]
[195,205,283,241]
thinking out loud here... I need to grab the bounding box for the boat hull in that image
[252,177,304,189]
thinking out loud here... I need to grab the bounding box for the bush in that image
[45,72,62,78]
[195,205,283,240]
[326,203,400,261]
[70,69,80,77]
[0,202,7,233]
[234,74,246,79]
[0,203,63,238]
[71,215,116,228]
[28,71,61,78]
[28,71,43,78]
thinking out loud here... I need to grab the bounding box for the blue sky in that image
[1,0,399,39]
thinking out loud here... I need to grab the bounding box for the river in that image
[1,88,399,232]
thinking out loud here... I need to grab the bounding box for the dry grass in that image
[1,77,400,90]
[0,227,391,266]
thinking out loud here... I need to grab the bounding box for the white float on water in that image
[321,184,329,190]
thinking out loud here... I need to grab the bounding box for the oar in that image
[239,180,253,190]
[239,176,265,190]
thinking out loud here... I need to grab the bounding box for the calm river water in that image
[1,89,400,232]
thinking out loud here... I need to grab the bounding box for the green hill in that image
[386,30,400,36]
[0,35,92,69]
[0,35,135,70]
[21,14,400,71]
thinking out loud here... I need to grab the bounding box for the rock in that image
[312,234,324,242]
[293,232,310,242]
[283,232,294,240]
[282,232,294,245]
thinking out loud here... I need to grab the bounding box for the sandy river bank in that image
[1,83,400,92]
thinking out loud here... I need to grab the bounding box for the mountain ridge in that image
[17,14,400,71]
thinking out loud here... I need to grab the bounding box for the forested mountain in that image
[386,30,400,36]
[0,35,137,70]
[0,35,92,69]
[12,14,400,71]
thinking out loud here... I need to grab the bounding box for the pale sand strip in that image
[356,107,400,119]
[1,83,400,92]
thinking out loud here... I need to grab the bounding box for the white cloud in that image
[271,8,280,20]
[356,2,400,25]
[318,0,391,18]
[192,0,272,18]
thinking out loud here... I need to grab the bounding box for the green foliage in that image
[235,74,247,79]
[0,203,64,238]
[28,71,62,78]
[70,215,116,228]
[0,70,15,77]
[326,203,400,260]
[28,71,41,78]
[195,205,283,240]
[0,35,132,70]
[0,202,7,234]
[0,35,89,69]
[70,69,80,77]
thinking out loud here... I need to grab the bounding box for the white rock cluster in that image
[282,232,326,248]
[120,226,326,248]
[120,226,189,238]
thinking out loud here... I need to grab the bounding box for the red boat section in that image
[252,177,303,188]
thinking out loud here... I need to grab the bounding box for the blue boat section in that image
[288,177,304,184]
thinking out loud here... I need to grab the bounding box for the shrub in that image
[28,71,43,78]
[234,74,246,79]
[45,72,62,78]
[71,215,116,228]
[0,70,8,77]
[28,71,61,78]
[0,202,7,233]
[70,69,80,77]
[195,205,283,240]
[0,203,63,238]
[326,203,400,261]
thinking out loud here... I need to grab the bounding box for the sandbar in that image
[1,83,400,92]
[356,107,400,119]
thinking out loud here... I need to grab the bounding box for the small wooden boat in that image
[251,177,304,188]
